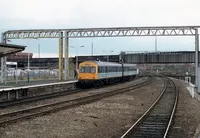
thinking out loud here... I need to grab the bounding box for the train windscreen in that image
[79,66,96,73]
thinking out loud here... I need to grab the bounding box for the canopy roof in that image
[0,43,25,58]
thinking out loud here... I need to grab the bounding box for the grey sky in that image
[0,0,200,57]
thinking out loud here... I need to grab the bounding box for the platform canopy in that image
[0,43,25,58]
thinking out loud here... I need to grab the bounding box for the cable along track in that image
[121,77,179,138]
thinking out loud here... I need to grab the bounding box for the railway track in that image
[0,74,144,108]
[0,88,83,108]
[121,77,178,138]
[0,75,155,127]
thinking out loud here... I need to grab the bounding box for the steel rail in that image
[121,77,167,138]
[0,75,155,127]
[163,78,179,138]
[121,77,178,138]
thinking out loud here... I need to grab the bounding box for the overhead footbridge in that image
[7,51,200,68]
[74,51,199,64]
[119,51,200,64]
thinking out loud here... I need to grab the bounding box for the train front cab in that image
[78,61,98,87]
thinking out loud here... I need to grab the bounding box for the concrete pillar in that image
[195,29,199,87]
[64,31,69,80]
[1,57,7,84]
[7,91,10,100]
[0,58,3,82]
[58,32,63,81]
[16,64,18,84]
[3,56,7,85]
[1,33,4,83]
[1,33,7,84]
[16,90,19,99]
[195,28,200,94]
[198,67,200,94]
[189,77,191,83]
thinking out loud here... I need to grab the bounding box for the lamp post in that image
[155,36,157,52]
[27,39,30,70]
[70,45,84,70]
[38,39,40,58]
[33,38,40,58]
[92,38,94,56]
[102,50,114,62]
[27,39,31,83]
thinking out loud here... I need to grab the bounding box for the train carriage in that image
[78,61,138,87]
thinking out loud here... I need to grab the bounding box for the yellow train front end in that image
[78,61,98,87]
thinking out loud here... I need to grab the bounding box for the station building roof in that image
[0,43,25,58]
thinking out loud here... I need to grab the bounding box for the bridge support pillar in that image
[198,68,200,94]
[64,31,69,80]
[195,29,199,90]
[2,57,7,84]
[1,33,7,84]
[58,32,63,81]
[0,58,4,83]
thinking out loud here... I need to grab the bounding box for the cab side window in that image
[91,67,96,73]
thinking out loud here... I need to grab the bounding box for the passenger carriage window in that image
[105,67,108,72]
[124,67,127,71]
[108,67,111,72]
[103,67,106,73]
[98,67,102,73]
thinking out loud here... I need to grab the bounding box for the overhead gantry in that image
[2,26,200,90]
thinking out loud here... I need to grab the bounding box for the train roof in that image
[94,61,121,66]
[123,63,137,67]
[81,61,136,67]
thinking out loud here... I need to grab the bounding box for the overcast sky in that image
[0,0,200,57]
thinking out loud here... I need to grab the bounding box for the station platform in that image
[0,78,77,89]
[184,80,200,102]
[194,91,200,101]
[0,79,78,101]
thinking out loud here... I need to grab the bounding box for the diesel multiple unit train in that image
[78,61,139,87]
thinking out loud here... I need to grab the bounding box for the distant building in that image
[7,52,33,60]
[0,52,33,69]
